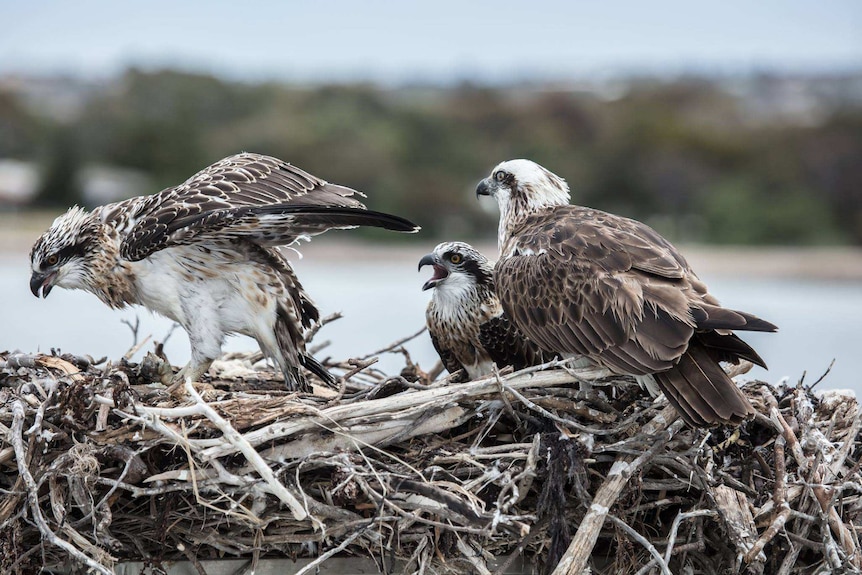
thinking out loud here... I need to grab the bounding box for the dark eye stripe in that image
[45,243,87,268]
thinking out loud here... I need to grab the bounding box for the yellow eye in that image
[495,170,507,182]
[450,254,462,264]
[46,254,59,266]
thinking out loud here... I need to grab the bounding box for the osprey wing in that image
[120,153,417,261]
[478,313,548,372]
[496,207,697,375]
[429,331,468,381]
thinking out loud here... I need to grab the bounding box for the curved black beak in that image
[418,253,436,272]
[30,272,54,298]
[476,178,492,198]
[418,253,447,291]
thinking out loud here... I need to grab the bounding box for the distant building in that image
[0,158,151,208]
[78,165,151,205]
[0,159,39,206]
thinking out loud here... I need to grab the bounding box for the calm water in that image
[2,254,860,394]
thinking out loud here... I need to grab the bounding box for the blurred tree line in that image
[1,69,860,244]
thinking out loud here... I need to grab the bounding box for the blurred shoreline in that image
[4,212,862,281]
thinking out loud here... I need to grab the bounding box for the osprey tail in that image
[652,343,755,427]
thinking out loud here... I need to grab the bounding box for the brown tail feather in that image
[695,331,768,368]
[653,344,755,427]
[693,305,778,333]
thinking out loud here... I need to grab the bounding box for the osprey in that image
[419,241,547,381]
[477,159,777,427]
[30,153,419,390]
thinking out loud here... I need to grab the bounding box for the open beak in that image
[30,271,55,298]
[418,253,448,291]
[476,178,492,198]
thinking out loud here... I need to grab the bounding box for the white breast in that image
[131,246,279,344]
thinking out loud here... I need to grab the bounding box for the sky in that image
[2,0,861,83]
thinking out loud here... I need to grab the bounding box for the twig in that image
[359,326,427,360]
[745,435,789,564]
[183,378,308,521]
[606,514,672,575]
[304,312,343,343]
[808,359,835,390]
[161,322,180,347]
[120,316,140,347]
[501,381,615,435]
[663,509,715,564]
[456,537,492,575]
[11,401,114,575]
[293,523,369,575]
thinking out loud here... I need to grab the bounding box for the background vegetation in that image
[1,69,860,244]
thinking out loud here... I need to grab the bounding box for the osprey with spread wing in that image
[29,153,419,390]
[477,159,777,427]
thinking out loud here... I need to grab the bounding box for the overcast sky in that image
[2,0,860,82]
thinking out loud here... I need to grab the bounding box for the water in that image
[3,253,861,394]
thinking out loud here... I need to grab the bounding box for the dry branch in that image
[1,342,861,574]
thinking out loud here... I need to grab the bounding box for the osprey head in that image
[476,159,570,216]
[418,241,494,293]
[30,206,102,298]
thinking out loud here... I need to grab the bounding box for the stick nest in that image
[1,333,860,575]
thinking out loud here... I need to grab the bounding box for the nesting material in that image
[0,332,859,575]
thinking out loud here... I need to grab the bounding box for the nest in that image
[1,327,861,575]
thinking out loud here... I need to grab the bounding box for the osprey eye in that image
[449,253,462,264]
[46,254,59,266]
[495,171,507,182]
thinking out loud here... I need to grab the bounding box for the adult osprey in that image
[30,153,419,390]
[419,241,547,381]
[477,159,777,426]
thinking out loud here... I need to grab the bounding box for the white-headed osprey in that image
[30,153,419,390]
[477,159,777,427]
[419,241,548,381]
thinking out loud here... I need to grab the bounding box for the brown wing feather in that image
[478,313,549,372]
[120,153,417,261]
[429,331,468,381]
[496,206,700,375]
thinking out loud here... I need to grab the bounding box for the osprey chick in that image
[30,153,419,390]
[477,159,776,426]
[419,241,547,381]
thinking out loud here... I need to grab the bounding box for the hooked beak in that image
[418,253,448,291]
[30,271,55,298]
[476,178,492,198]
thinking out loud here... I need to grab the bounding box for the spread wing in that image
[118,153,417,261]
[496,206,700,375]
[478,313,549,372]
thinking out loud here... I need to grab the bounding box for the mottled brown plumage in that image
[420,242,547,381]
[478,159,776,426]
[30,153,419,390]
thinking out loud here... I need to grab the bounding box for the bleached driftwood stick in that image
[713,484,759,562]
[182,378,308,521]
[261,405,470,460]
[201,365,610,459]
